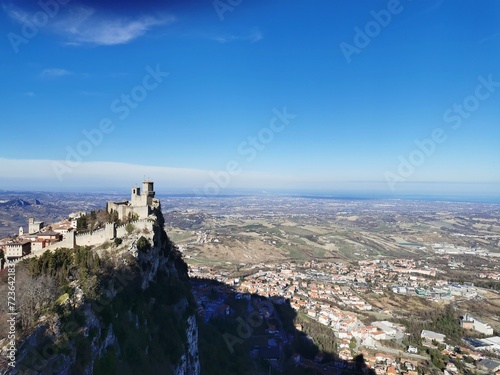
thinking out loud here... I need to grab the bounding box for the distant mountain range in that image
[0,199,43,207]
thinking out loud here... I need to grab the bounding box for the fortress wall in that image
[59,231,76,249]
[28,218,153,252]
[116,219,153,238]
[76,227,112,247]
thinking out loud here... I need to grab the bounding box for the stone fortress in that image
[3,181,159,261]
[74,180,161,247]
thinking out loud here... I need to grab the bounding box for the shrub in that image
[137,236,151,253]
[125,223,135,235]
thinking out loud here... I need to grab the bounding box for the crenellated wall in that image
[75,223,116,247]
[66,220,155,248]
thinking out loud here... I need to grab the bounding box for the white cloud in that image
[3,3,174,46]
[40,68,72,77]
[52,6,174,46]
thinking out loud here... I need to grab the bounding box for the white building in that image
[372,321,397,337]
[407,346,418,354]
[421,330,446,343]
[5,241,31,259]
[462,314,494,336]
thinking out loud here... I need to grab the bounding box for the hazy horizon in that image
[2,181,500,205]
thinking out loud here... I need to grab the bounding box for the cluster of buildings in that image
[353,259,482,302]
[0,181,159,264]
[190,281,232,322]
[0,215,80,261]
[419,330,500,374]
[189,255,500,374]
[432,242,500,264]
[432,243,488,255]
[190,278,288,372]
[190,263,405,363]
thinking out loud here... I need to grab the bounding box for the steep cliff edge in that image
[1,209,200,375]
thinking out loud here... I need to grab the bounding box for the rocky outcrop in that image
[4,208,200,375]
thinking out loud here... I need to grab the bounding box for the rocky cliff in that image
[2,209,200,375]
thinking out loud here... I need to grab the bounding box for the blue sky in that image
[0,0,499,197]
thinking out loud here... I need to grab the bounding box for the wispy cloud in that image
[210,29,263,44]
[25,91,35,97]
[3,3,175,46]
[52,6,174,46]
[40,68,72,77]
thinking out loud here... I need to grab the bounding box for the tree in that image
[108,209,119,224]
[137,236,151,253]
[349,336,357,356]
[17,268,57,328]
[77,216,88,231]
[89,210,97,230]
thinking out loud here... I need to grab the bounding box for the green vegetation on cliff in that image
[5,227,197,375]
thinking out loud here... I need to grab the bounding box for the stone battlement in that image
[75,227,106,238]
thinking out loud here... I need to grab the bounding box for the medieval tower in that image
[107,180,160,221]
